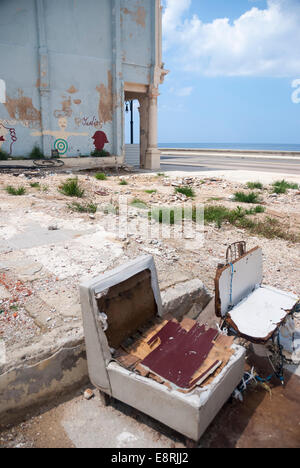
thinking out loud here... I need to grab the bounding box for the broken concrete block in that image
[24,296,55,329]
[0,285,11,300]
[161,279,212,321]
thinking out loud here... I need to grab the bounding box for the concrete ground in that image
[0,163,299,448]
[1,355,299,448]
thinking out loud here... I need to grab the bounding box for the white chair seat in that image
[227,286,298,341]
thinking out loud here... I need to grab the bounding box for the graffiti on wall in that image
[92,131,109,152]
[31,116,88,155]
[75,115,102,128]
[0,121,17,154]
[0,80,6,104]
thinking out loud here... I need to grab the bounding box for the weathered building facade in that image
[0,0,167,168]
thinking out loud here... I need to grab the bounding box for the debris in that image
[83,389,94,400]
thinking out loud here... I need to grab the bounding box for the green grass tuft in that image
[68,202,97,214]
[30,182,40,189]
[94,173,107,181]
[130,198,148,209]
[175,186,195,198]
[59,178,84,198]
[272,180,299,194]
[0,149,9,160]
[144,189,157,194]
[91,149,110,158]
[29,145,44,160]
[119,179,128,186]
[246,181,263,190]
[6,186,26,196]
[233,191,261,204]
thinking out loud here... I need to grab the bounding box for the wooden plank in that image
[122,320,169,360]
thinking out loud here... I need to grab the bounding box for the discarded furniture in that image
[80,255,245,442]
[215,244,299,381]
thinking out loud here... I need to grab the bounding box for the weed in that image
[119,180,128,186]
[0,149,8,160]
[5,186,26,196]
[131,198,148,209]
[29,145,44,160]
[175,186,195,198]
[149,206,184,225]
[68,202,97,214]
[145,189,157,194]
[148,203,295,241]
[91,149,110,158]
[59,178,84,198]
[30,182,40,189]
[272,180,299,194]
[246,181,263,190]
[207,197,223,202]
[94,173,107,181]
[157,173,165,177]
[233,191,261,204]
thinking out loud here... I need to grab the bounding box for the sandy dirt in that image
[0,169,299,351]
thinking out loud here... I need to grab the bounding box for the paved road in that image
[161,153,300,175]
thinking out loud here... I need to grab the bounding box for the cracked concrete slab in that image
[2,224,85,251]
[61,393,180,449]
[24,296,59,330]
[39,287,81,318]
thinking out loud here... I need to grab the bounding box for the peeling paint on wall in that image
[96,71,113,125]
[122,4,146,28]
[4,89,41,128]
[35,79,48,89]
[54,96,73,118]
[67,85,79,95]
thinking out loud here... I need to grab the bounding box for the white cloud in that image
[291,79,300,103]
[176,86,193,97]
[162,0,300,77]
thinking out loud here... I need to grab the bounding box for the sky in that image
[155,0,300,145]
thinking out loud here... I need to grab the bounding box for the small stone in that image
[83,389,95,400]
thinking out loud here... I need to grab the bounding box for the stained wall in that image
[0,0,159,158]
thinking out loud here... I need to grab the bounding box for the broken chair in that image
[215,243,299,383]
[80,255,246,442]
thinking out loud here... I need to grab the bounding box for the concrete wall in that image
[0,0,161,159]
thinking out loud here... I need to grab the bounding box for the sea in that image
[158,143,300,152]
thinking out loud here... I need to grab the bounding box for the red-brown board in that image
[141,322,219,389]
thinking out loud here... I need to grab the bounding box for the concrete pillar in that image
[112,0,124,160]
[0,79,6,104]
[36,0,52,158]
[139,96,149,168]
[145,87,161,170]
